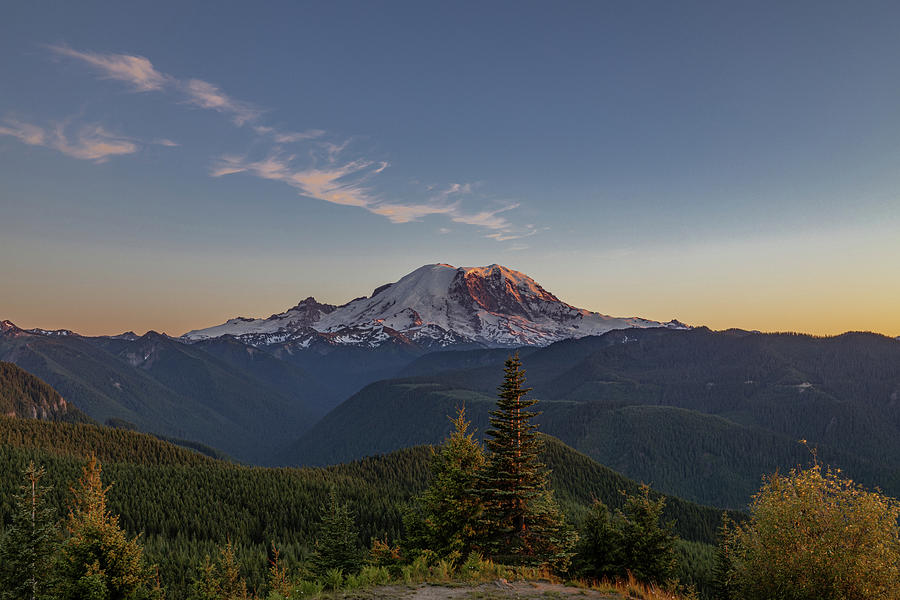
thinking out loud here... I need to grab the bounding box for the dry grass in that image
[284,574,695,600]
[268,556,695,600]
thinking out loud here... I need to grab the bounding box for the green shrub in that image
[294,579,323,597]
[725,463,900,600]
[357,565,391,587]
[322,568,343,592]
[573,486,677,585]
[431,558,454,582]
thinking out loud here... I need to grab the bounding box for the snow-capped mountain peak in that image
[181,263,688,348]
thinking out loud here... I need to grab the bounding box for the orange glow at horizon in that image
[2,227,898,339]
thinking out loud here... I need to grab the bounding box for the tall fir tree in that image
[0,462,60,600]
[55,455,161,600]
[712,513,735,600]
[189,541,248,600]
[618,485,678,584]
[571,500,624,581]
[478,354,575,568]
[312,489,361,576]
[404,406,486,561]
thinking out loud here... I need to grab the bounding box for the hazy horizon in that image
[4,256,898,339]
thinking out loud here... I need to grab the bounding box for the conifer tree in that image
[478,354,575,568]
[404,406,486,560]
[55,455,161,600]
[618,485,677,584]
[189,541,247,600]
[571,500,623,581]
[712,514,735,600]
[312,490,361,576]
[266,544,291,599]
[0,462,59,600]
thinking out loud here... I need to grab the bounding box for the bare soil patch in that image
[329,580,620,599]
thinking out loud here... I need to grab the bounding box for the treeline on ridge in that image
[0,415,736,597]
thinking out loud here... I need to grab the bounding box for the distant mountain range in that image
[0,320,332,463]
[182,263,687,348]
[284,327,900,509]
[4,263,900,511]
[1,264,684,463]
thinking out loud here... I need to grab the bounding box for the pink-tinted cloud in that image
[50,124,138,162]
[0,118,138,163]
[254,126,326,143]
[181,79,261,125]
[211,152,532,236]
[0,118,46,145]
[212,154,381,209]
[44,45,535,241]
[49,45,261,126]
[48,45,169,92]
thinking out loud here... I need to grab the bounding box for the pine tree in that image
[478,354,575,568]
[618,485,677,584]
[0,462,60,600]
[404,406,486,561]
[571,500,624,581]
[55,455,161,600]
[312,490,361,576]
[189,541,247,600]
[266,544,291,599]
[712,513,735,600]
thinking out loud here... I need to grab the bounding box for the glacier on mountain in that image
[182,263,688,348]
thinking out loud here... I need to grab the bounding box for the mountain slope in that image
[183,263,686,348]
[0,361,91,423]
[284,327,900,508]
[0,323,326,462]
[0,416,737,598]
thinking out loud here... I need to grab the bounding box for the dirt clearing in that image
[327,580,620,599]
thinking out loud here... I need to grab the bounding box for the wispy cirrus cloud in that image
[48,45,169,92]
[212,153,386,210]
[0,117,141,163]
[181,79,261,125]
[41,44,538,241]
[0,119,46,145]
[253,126,326,143]
[50,123,138,162]
[49,44,261,126]
[212,149,534,238]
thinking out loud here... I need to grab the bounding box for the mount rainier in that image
[183,263,687,349]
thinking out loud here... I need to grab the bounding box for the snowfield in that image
[182,263,687,349]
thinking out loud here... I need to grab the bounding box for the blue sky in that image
[2,1,899,336]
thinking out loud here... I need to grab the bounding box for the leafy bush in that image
[724,463,900,600]
[322,568,343,592]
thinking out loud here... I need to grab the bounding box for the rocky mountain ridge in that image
[183,263,687,348]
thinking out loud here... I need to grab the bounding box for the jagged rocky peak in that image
[107,331,139,341]
[276,296,337,321]
[460,264,562,316]
[0,320,76,338]
[181,263,688,348]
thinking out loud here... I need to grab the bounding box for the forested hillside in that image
[0,361,91,423]
[287,328,900,509]
[0,416,735,597]
[0,325,332,462]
